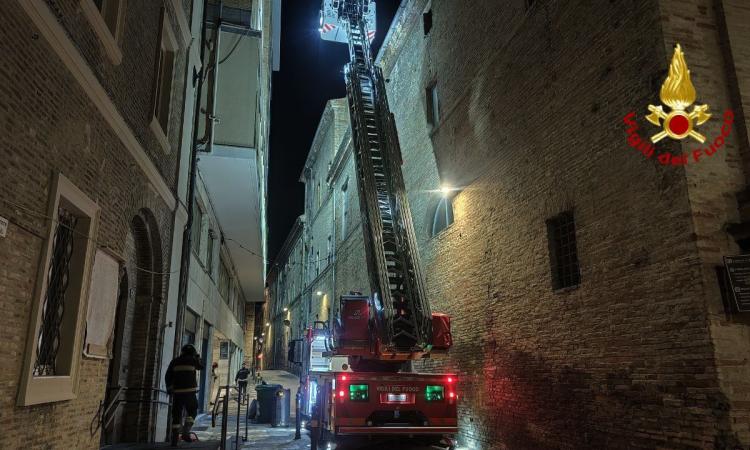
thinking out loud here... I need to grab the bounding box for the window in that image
[191,198,204,257]
[150,8,178,153]
[423,8,433,36]
[546,211,581,290]
[94,0,125,38]
[316,181,322,209]
[316,251,321,276]
[327,236,332,266]
[219,341,229,359]
[19,174,100,406]
[182,309,199,347]
[219,258,230,300]
[432,197,454,236]
[80,0,125,64]
[426,83,440,127]
[206,229,216,276]
[341,181,349,239]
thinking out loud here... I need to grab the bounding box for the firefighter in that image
[165,344,204,446]
[235,362,251,401]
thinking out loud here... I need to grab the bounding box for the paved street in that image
[191,370,309,450]
[188,370,446,450]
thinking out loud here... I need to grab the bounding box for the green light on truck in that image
[349,384,369,401]
[425,385,444,402]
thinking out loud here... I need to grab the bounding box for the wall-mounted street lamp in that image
[266,322,270,327]
[316,291,323,296]
[283,307,289,312]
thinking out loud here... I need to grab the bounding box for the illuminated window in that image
[431,197,454,236]
[546,211,581,290]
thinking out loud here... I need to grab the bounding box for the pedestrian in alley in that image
[165,344,204,446]
[235,362,251,402]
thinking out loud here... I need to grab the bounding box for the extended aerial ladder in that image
[319,0,450,365]
[300,3,457,448]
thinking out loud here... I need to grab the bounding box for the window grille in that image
[34,208,78,377]
[546,211,581,290]
[220,341,229,359]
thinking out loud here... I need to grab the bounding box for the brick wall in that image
[378,0,749,448]
[0,0,188,447]
[659,0,750,444]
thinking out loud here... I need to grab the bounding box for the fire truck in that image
[298,1,458,448]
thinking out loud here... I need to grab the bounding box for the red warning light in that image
[341,375,348,381]
[448,392,455,399]
[447,377,453,383]
[339,390,345,398]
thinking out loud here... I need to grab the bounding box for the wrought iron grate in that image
[546,211,581,290]
[34,207,78,376]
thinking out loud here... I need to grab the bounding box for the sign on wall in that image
[723,255,750,313]
[84,250,121,358]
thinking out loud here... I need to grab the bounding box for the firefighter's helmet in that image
[181,344,197,356]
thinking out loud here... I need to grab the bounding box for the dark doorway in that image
[101,269,130,445]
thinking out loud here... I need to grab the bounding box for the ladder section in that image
[341,0,432,353]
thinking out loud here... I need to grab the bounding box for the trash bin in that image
[271,388,291,427]
[255,383,283,424]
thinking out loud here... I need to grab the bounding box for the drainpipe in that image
[174,0,222,366]
[169,0,221,438]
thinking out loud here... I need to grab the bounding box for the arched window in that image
[432,196,454,236]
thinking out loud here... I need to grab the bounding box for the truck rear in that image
[307,370,458,448]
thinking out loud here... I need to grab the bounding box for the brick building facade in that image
[0,1,192,448]
[264,0,750,448]
[0,0,275,448]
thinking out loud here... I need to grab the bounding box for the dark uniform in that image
[165,344,204,445]
[235,365,250,399]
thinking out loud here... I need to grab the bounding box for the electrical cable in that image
[0,197,179,277]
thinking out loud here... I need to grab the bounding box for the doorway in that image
[199,321,211,412]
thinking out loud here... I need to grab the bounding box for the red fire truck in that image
[297,1,458,448]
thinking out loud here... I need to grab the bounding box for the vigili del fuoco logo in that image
[623,44,735,165]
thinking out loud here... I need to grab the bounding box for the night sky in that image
[267,0,402,261]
